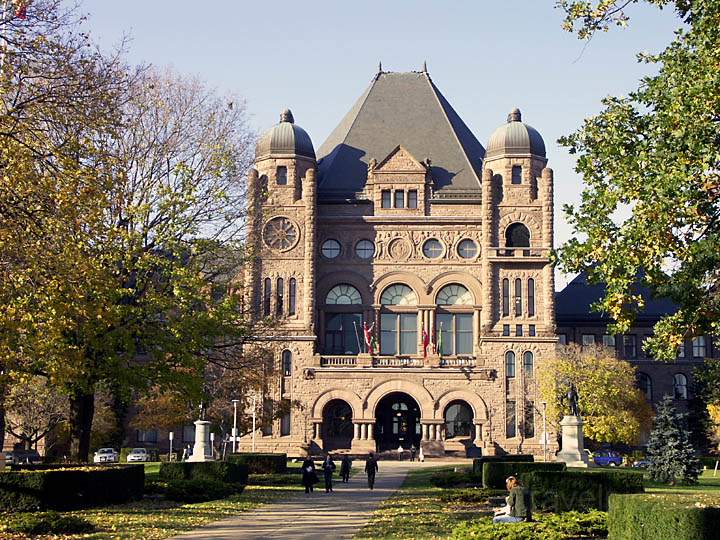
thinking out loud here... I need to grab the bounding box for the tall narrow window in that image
[524,402,535,438]
[582,334,596,346]
[558,334,567,345]
[381,190,391,208]
[288,278,297,315]
[282,350,292,377]
[380,313,417,355]
[407,190,418,209]
[505,351,516,378]
[276,166,287,185]
[516,324,523,336]
[280,401,291,436]
[527,278,535,316]
[514,278,522,316]
[506,400,517,438]
[623,335,637,359]
[503,324,510,336]
[674,373,688,400]
[263,278,271,316]
[276,278,284,316]
[637,372,652,401]
[511,165,522,185]
[523,351,534,378]
[692,336,706,358]
[502,278,509,317]
[394,190,405,208]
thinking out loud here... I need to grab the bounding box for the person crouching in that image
[492,476,532,523]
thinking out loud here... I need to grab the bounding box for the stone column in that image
[313,422,321,440]
[480,167,494,333]
[435,424,443,441]
[303,168,317,331]
[353,423,360,441]
[361,424,368,440]
[188,420,213,462]
[428,424,436,440]
[368,423,374,440]
[474,423,482,443]
[541,167,555,334]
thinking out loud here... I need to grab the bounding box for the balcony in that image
[490,248,547,258]
[372,356,423,368]
[318,355,476,368]
[319,356,357,367]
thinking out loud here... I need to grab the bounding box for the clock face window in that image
[422,239,443,259]
[457,239,478,259]
[321,239,341,259]
[263,217,298,251]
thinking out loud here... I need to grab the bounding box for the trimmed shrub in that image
[247,473,302,486]
[430,470,482,488]
[227,453,287,474]
[608,494,720,540]
[159,461,248,484]
[521,470,644,512]
[3,511,95,534]
[450,510,608,540]
[482,461,566,489]
[0,465,144,511]
[472,454,534,475]
[165,478,244,503]
[439,488,504,504]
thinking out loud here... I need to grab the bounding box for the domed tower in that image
[245,109,317,332]
[480,108,555,336]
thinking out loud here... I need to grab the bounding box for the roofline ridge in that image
[424,76,483,189]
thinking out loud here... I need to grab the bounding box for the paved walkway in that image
[170,461,419,540]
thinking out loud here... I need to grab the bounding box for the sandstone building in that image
[240,68,558,457]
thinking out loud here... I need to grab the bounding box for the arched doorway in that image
[444,400,474,440]
[375,392,421,451]
[322,399,353,451]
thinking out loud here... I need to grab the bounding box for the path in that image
[170,460,417,540]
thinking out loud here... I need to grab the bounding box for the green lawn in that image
[646,469,720,495]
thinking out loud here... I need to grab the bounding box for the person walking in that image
[301,456,318,494]
[365,452,379,490]
[492,476,533,523]
[340,455,352,483]
[322,454,336,493]
[410,444,417,462]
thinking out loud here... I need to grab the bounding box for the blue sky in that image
[81,0,680,286]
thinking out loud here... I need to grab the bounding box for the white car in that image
[93,448,119,464]
[126,448,151,462]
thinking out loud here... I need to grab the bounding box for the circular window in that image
[263,217,298,251]
[355,239,375,259]
[422,239,443,259]
[457,239,478,259]
[321,239,341,259]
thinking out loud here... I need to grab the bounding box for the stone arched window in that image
[505,351,516,378]
[436,284,474,356]
[263,278,271,316]
[637,372,652,401]
[276,278,284,316]
[380,284,418,356]
[514,278,522,316]
[288,278,297,315]
[323,284,363,355]
[674,373,688,400]
[502,278,510,317]
[523,351,534,378]
[505,223,530,248]
[282,350,292,377]
[444,400,474,438]
[527,278,535,316]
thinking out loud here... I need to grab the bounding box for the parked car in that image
[593,450,623,467]
[3,449,41,465]
[632,459,651,468]
[126,448,151,462]
[93,448,119,464]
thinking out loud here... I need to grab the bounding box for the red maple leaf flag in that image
[363,322,376,355]
[421,322,430,357]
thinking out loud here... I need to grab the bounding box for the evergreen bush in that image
[450,510,608,540]
[3,511,95,534]
[159,461,248,484]
[472,454,534,475]
[429,470,482,488]
[227,453,287,474]
[165,478,243,503]
[647,395,702,484]
[482,461,565,489]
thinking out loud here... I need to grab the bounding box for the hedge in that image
[521,470,644,513]
[159,461,248,485]
[483,461,566,489]
[165,478,244,503]
[608,494,720,540]
[429,470,482,488]
[227,453,287,474]
[0,465,144,511]
[472,454,534,475]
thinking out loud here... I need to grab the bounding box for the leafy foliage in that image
[450,510,608,540]
[2,511,94,535]
[538,344,652,444]
[165,479,243,503]
[647,395,702,484]
[555,0,720,360]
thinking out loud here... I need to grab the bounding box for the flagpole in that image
[352,320,363,354]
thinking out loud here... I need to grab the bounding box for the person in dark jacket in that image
[493,476,532,523]
[340,455,352,483]
[301,457,318,494]
[322,454,336,493]
[365,452,379,490]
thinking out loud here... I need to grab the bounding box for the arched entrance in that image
[444,400,474,440]
[375,392,421,451]
[322,399,353,450]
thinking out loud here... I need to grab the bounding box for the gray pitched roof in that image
[555,272,677,323]
[316,71,485,199]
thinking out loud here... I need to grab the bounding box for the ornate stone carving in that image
[263,216,300,251]
[388,237,412,260]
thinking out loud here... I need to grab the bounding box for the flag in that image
[14,1,29,19]
[421,322,430,357]
[363,322,377,355]
[437,322,444,356]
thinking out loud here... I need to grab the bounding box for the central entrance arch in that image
[375,392,421,451]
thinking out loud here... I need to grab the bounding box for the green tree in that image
[647,395,702,484]
[538,344,653,444]
[555,0,720,360]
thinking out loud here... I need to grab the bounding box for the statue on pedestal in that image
[557,382,589,467]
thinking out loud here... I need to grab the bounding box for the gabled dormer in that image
[367,145,431,216]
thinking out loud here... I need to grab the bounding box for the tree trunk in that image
[0,389,5,452]
[69,389,95,462]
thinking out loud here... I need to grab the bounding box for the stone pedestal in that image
[357,353,373,367]
[556,415,589,467]
[188,420,214,462]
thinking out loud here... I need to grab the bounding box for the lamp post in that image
[231,399,239,453]
[168,431,174,461]
[541,401,548,462]
[252,395,257,452]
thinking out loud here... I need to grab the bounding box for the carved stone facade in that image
[240,70,559,457]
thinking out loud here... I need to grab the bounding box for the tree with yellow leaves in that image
[538,344,653,445]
